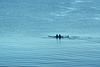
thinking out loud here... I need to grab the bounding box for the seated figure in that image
[56,34,58,38]
[59,34,61,38]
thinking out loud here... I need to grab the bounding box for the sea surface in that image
[0,0,100,67]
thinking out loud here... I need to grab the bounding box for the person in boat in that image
[59,34,61,38]
[67,35,69,38]
[56,34,58,38]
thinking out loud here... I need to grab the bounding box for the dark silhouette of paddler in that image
[59,34,61,38]
[56,34,59,38]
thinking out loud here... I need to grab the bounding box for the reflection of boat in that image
[48,35,70,38]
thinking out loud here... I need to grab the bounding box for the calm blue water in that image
[0,0,100,67]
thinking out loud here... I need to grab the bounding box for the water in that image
[0,0,100,67]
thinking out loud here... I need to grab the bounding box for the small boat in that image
[48,35,70,38]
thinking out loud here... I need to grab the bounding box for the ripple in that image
[49,7,78,17]
[75,0,85,3]
[93,17,100,20]
[73,0,93,4]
